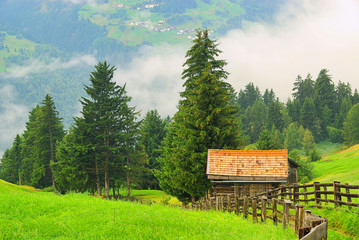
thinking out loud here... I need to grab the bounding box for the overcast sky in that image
[1,0,359,156]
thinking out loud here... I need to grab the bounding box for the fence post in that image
[261,196,267,223]
[209,197,213,210]
[283,199,291,228]
[227,195,231,212]
[252,197,258,223]
[234,195,239,214]
[280,185,285,199]
[293,184,299,203]
[333,181,341,207]
[243,195,249,218]
[314,181,321,206]
[220,195,224,211]
[295,204,304,234]
[215,196,219,211]
[272,198,277,224]
[345,183,352,209]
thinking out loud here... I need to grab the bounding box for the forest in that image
[1,30,359,204]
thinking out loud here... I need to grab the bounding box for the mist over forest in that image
[0,0,359,155]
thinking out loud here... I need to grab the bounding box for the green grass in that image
[0,180,297,239]
[307,207,359,239]
[118,189,181,205]
[312,144,359,184]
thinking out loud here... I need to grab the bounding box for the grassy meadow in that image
[0,180,297,240]
[312,144,359,184]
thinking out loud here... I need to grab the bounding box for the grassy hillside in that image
[0,179,296,239]
[312,144,359,184]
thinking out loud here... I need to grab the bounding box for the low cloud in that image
[112,0,359,118]
[0,86,28,157]
[219,0,359,99]
[114,45,186,118]
[1,55,97,79]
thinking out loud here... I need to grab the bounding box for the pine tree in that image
[266,100,285,131]
[314,69,336,137]
[78,61,140,198]
[52,127,88,193]
[256,129,274,150]
[300,97,320,140]
[284,123,304,151]
[20,105,41,185]
[236,82,261,110]
[31,94,65,188]
[157,30,240,203]
[243,99,267,143]
[302,129,315,156]
[139,110,168,189]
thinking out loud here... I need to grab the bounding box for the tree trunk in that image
[95,157,101,196]
[126,156,131,198]
[192,196,196,206]
[112,182,116,199]
[48,122,56,188]
[104,156,110,199]
[18,173,22,185]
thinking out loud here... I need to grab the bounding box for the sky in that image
[1,0,359,156]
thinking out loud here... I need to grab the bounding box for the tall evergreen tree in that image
[237,82,261,110]
[256,129,274,150]
[139,110,168,189]
[77,61,139,198]
[20,105,41,185]
[266,100,285,131]
[243,99,267,142]
[300,97,320,140]
[314,69,336,137]
[263,89,275,106]
[157,30,240,203]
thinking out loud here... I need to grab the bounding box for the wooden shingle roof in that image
[207,149,289,181]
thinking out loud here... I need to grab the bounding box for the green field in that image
[312,144,359,184]
[0,180,297,239]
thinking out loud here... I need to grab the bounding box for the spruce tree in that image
[78,61,139,198]
[157,30,240,203]
[256,129,274,150]
[20,105,40,185]
[314,69,336,137]
[139,110,168,189]
[31,94,65,188]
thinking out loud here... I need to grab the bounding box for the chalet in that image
[206,149,299,198]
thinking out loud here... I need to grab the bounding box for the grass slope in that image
[312,144,359,184]
[0,180,296,239]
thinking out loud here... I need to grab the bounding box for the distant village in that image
[112,1,212,40]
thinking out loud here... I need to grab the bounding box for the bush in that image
[327,126,344,143]
[308,148,321,162]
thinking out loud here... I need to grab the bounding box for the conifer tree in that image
[157,30,240,203]
[256,129,274,150]
[314,69,336,137]
[139,110,168,189]
[78,61,140,198]
[20,105,41,185]
[32,94,65,188]
[300,97,320,140]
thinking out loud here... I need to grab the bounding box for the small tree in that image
[344,103,359,146]
[256,129,274,150]
[302,129,315,156]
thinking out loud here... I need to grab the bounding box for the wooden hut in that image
[206,149,299,198]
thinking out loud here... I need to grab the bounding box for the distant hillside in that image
[312,144,359,184]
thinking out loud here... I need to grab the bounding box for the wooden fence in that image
[193,194,328,240]
[253,181,359,209]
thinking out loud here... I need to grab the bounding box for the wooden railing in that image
[193,194,328,240]
[253,181,359,208]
